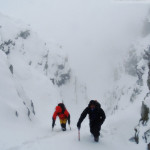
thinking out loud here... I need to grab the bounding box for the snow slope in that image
[3,113,147,150]
[0,12,88,150]
[0,11,150,150]
[104,14,150,149]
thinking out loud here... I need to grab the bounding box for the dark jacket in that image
[77,101,106,128]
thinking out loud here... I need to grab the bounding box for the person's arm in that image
[100,108,106,125]
[77,107,89,129]
[64,109,70,124]
[52,118,55,128]
[52,111,57,128]
[68,114,70,125]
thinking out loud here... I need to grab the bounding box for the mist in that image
[0,0,149,100]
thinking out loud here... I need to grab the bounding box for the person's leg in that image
[94,124,101,142]
[90,123,94,135]
[60,119,67,131]
[90,122,101,142]
[61,123,66,131]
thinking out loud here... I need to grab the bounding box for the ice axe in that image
[78,129,80,141]
[69,124,71,130]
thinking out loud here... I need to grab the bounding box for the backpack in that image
[58,103,66,114]
[95,101,101,110]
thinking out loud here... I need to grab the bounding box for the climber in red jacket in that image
[52,103,70,131]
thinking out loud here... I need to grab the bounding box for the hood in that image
[88,100,96,108]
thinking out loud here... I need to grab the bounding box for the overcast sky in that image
[0,0,149,100]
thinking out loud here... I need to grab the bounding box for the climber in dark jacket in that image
[77,100,106,142]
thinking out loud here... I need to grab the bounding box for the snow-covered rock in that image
[0,12,88,149]
[104,13,150,148]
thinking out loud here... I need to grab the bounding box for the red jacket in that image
[53,106,70,120]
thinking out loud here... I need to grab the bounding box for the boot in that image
[94,136,99,142]
[62,127,66,131]
[61,123,66,131]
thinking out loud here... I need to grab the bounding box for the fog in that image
[0,0,149,99]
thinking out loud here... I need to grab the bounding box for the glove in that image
[68,114,71,125]
[52,118,55,128]
[100,122,103,126]
[68,119,70,125]
[77,122,81,129]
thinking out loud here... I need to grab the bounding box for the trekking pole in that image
[69,125,71,130]
[78,129,80,141]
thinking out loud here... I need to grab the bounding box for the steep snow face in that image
[104,35,150,114]
[0,12,88,149]
[0,48,62,148]
[0,12,88,104]
[104,13,150,147]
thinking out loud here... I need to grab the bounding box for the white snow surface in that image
[0,12,150,150]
